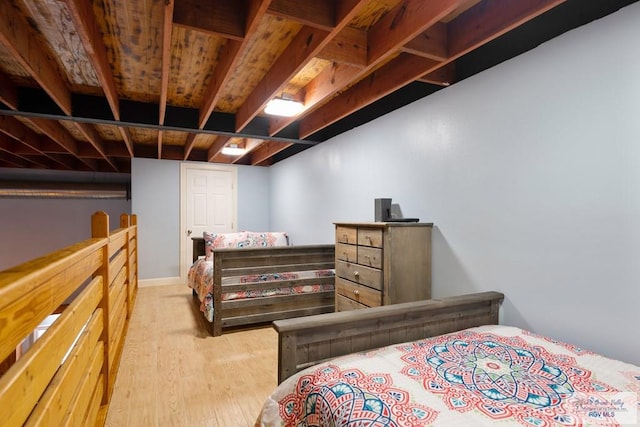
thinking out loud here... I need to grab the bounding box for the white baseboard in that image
[138,276,184,288]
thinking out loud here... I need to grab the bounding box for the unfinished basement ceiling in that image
[0,0,637,173]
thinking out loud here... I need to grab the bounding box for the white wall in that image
[131,158,270,280]
[0,198,131,271]
[269,4,640,365]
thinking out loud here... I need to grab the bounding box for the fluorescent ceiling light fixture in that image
[221,143,246,156]
[264,96,304,117]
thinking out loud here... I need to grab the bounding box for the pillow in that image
[245,231,289,248]
[203,231,289,258]
[203,231,251,258]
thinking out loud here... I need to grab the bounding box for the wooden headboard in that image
[273,291,504,383]
[192,237,206,262]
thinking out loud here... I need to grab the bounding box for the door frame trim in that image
[179,162,238,282]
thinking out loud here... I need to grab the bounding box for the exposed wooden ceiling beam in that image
[173,0,245,40]
[236,0,369,132]
[269,62,361,135]
[235,26,331,131]
[0,151,29,168]
[298,0,568,140]
[159,0,175,160]
[0,1,119,171]
[267,0,336,30]
[401,23,449,61]
[299,53,440,138]
[0,116,74,170]
[269,0,459,136]
[0,134,52,169]
[74,122,116,170]
[419,62,456,86]
[196,0,272,130]
[0,2,72,116]
[28,118,97,170]
[317,27,367,67]
[64,0,119,120]
[249,141,289,165]
[448,0,568,59]
[0,70,18,110]
[207,136,231,162]
[186,0,271,160]
[367,0,462,64]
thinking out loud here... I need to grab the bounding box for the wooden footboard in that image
[0,212,138,426]
[273,291,504,383]
[190,239,335,336]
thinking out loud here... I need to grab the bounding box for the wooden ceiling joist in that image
[0,0,119,171]
[236,0,369,133]
[268,0,336,30]
[447,0,568,59]
[173,0,246,40]
[268,0,460,137]
[0,0,605,170]
[0,1,72,116]
[0,134,51,169]
[299,53,441,138]
[63,0,136,157]
[0,70,18,111]
[295,0,570,140]
[0,116,74,170]
[194,0,272,135]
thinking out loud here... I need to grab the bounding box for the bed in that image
[187,231,336,336]
[0,211,138,426]
[257,292,640,426]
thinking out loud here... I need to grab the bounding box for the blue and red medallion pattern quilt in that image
[256,325,640,427]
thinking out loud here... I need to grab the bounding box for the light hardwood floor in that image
[105,285,278,426]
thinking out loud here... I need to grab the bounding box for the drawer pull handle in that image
[343,233,348,241]
[353,271,359,278]
[353,289,360,296]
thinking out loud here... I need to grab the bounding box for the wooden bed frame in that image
[191,237,335,336]
[0,211,138,426]
[273,291,504,383]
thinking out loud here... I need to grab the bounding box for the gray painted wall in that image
[131,158,270,280]
[269,4,640,365]
[0,197,131,270]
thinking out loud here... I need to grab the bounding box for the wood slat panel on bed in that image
[190,238,336,336]
[273,291,504,383]
[0,212,138,426]
[211,244,336,336]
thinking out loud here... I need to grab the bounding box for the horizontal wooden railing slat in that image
[0,245,103,362]
[61,345,103,427]
[0,211,138,427]
[0,276,103,426]
[25,310,104,426]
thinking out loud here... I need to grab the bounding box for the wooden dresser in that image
[334,222,433,311]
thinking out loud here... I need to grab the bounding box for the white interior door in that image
[180,163,237,282]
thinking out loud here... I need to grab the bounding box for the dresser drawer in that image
[357,246,382,269]
[336,242,357,263]
[336,277,382,307]
[357,227,383,248]
[336,260,383,291]
[335,226,357,244]
[336,294,368,311]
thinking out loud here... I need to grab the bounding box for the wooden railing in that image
[0,211,138,426]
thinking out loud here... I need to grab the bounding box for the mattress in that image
[256,325,640,426]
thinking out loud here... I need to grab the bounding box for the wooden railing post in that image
[119,214,131,319]
[91,211,111,406]
[130,214,138,303]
